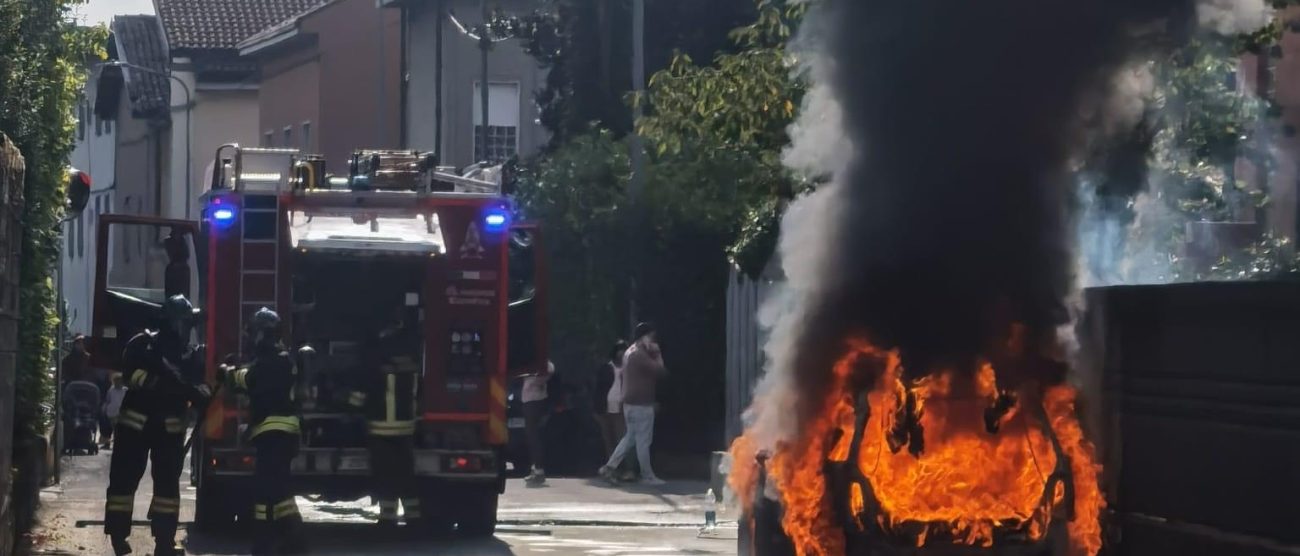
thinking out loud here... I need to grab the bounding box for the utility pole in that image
[479,0,491,164]
[447,2,505,165]
[434,0,445,158]
[627,0,646,332]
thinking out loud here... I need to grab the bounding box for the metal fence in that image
[723,265,778,445]
[0,132,26,556]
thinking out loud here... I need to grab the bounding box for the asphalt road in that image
[26,449,739,556]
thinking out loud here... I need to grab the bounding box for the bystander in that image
[599,323,667,486]
[523,360,555,485]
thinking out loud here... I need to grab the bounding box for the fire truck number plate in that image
[338,455,369,472]
[507,418,525,429]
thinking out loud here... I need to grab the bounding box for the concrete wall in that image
[405,0,549,167]
[1080,282,1300,555]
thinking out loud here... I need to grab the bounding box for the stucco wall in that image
[169,63,260,220]
[405,0,549,167]
[258,49,321,152]
[66,92,117,336]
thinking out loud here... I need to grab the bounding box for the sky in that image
[74,0,155,27]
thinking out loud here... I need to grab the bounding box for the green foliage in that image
[635,0,806,277]
[514,130,631,370]
[516,0,758,147]
[0,0,106,439]
[1204,234,1300,280]
[1103,30,1281,283]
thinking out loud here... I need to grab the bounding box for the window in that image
[95,113,103,137]
[283,126,293,149]
[301,121,311,151]
[263,130,273,147]
[472,82,520,164]
[77,103,86,140]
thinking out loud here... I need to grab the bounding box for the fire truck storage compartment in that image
[1079,282,1300,556]
[290,255,425,449]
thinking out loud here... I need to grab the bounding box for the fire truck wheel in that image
[455,489,499,537]
[194,478,239,533]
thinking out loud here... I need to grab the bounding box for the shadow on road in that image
[184,524,518,555]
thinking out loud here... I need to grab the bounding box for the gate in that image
[724,263,779,444]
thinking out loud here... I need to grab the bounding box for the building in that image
[155,0,320,220]
[1238,9,1300,244]
[238,0,402,173]
[383,0,549,168]
[64,15,172,336]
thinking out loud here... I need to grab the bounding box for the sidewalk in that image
[497,477,729,527]
[26,451,734,554]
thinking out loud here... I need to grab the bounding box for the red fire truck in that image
[88,145,548,535]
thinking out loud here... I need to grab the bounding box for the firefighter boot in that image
[278,522,310,555]
[109,535,132,556]
[154,539,185,556]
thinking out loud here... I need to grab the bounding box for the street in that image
[25,451,738,556]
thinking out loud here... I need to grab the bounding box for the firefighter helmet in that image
[163,294,196,322]
[246,307,281,348]
[248,307,281,333]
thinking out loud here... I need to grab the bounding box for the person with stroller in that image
[103,295,211,556]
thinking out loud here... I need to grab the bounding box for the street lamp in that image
[100,60,193,220]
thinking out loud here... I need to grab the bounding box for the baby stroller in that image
[62,380,102,455]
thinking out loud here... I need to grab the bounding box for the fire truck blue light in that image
[484,210,508,231]
[212,207,236,224]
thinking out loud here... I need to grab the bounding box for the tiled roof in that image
[237,0,340,53]
[111,15,170,119]
[155,0,325,52]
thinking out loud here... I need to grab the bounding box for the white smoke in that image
[1076,0,1275,288]
[1197,0,1274,34]
[740,4,851,450]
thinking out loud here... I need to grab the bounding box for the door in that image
[506,224,548,377]
[89,215,202,376]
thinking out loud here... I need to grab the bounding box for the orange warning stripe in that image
[487,376,508,444]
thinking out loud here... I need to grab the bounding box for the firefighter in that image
[104,295,210,556]
[219,308,305,555]
[349,306,422,528]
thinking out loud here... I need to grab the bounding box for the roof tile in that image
[111,15,170,119]
[156,0,325,52]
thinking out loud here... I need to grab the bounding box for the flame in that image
[731,337,1105,556]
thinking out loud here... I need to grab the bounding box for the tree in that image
[0,0,105,441]
[513,0,809,455]
[516,0,758,147]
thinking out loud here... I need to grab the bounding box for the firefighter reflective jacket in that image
[117,330,204,434]
[229,344,301,439]
[350,327,421,437]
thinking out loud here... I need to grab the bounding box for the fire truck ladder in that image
[235,194,281,444]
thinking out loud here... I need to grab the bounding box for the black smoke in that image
[783,0,1200,415]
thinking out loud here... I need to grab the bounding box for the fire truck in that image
[87,145,548,535]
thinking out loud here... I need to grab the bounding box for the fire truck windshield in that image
[288,209,443,256]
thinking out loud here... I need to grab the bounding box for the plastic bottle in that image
[704,488,718,529]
